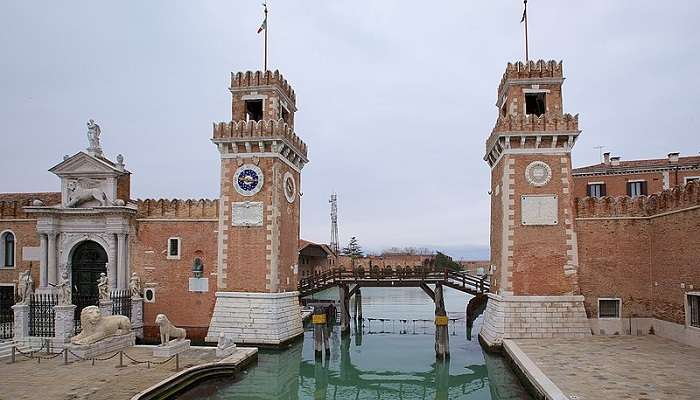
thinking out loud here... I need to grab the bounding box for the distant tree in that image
[342,237,364,259]
[435,251,461,272]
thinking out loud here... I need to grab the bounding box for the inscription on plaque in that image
[521,195,558,226]
[232,201,264,227]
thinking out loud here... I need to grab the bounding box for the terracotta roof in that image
[0,192,61,205]
[573,156,700,175]
[299,239,335,256]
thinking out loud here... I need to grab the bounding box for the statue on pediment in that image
[86,119,102,156]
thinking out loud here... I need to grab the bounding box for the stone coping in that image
[502,339,569,400]
[214,291,300,299]
[488,293,585,302]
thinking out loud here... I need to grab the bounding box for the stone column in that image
[99,300,113,317]
[54,304,76,347]
[39,234,48,288]
[131,296,144,339]
[47,232,57,287]
[108,234,117,290]
[12,304,30,340]
[117,233,127,290]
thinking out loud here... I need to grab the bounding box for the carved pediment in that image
[49,152,125,177]
[49,152,128,208]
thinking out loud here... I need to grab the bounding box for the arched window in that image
[1,232,15,268]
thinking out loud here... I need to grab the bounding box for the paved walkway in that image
[511,335,700,400]
[0,345,256,400]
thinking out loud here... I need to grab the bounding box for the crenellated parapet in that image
[498,60,563,96]
[1,193,61,218]
[576,180,700,219]
[136,199,219,219]
[212,119,308,170]
[231,70,295,104]
[492,112,579,134]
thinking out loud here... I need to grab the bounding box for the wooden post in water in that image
[434,283,450,359]
[313,306,327,359]
[356,288,363,321]
[339,284,350,336]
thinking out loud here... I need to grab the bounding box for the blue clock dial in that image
[237,169,259,192]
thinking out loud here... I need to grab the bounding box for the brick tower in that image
[206,70,308,346]
[480,60,590,348]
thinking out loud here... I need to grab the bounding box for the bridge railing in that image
[299,266,490,295]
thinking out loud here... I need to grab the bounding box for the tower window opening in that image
[245,99,263,122]
[280,106,290,123]
[525,92,546,116]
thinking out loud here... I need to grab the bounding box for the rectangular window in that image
[587,183,606,198]
[598,298,621,318]
[245,99,263,122]
[167,237,181,260]
[685,177,700,184]
[524,92,546,116]
[688,294,700,328]
[627,181,647,197]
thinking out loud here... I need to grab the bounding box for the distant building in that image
[458,260,490,276]
[573,153,700,198]
[298,240,335,277]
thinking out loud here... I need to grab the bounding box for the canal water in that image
[177,287,531,399]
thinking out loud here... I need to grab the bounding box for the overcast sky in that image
[1,1,698,258]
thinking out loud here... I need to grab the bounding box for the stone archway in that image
[70,240,107,316]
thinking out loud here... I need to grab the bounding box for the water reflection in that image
[176,287,531,400]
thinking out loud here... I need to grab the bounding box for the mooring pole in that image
[339,284,350,336]
[356,288,363,321]
[434,283,450,359]
[313,306,326,359]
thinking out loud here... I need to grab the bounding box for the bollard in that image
[119,351,124,368]
[92,358,95,366]
[64,348,68,365]
[147,361,150,369]
[176,354,179,371]
[11,345,15,363]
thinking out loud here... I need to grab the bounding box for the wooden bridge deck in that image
[298,267,490,298]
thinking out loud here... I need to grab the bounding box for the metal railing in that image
[111,290,132,319]
[29,294,57,337]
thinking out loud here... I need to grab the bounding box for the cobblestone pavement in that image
[0,346,253,400]
[514,335,700,400]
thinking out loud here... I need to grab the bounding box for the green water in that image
[177,287,531,399]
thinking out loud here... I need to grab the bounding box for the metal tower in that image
[329,193,339,255]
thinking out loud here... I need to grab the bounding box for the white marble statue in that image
[217,332,235,350]
[66,179,109,208]
[56,269,71,306]
[86,119,102,154]
[155,314,187,345]
[129,272,142,298]
[71,306,131,345]
[17,269,34,305]
[97,273,110,301]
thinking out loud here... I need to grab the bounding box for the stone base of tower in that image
[479,293,591,350]
[206,291,304,347]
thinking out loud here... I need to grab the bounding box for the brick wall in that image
[575,181,700,325]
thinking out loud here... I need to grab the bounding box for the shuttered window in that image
[167,237,181,259]
[1,232,14,268]
[627,181,647,197]
[587,183,606,198]
[689,294,700,328]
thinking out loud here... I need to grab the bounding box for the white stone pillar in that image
[99,300,113,317]
[39,234,48,288]
[117,233,127,290]
[131,296,144,340]
[54,304,76,346]
[47,232,58,287]
[108,234,117,290]
[12,304,30,340]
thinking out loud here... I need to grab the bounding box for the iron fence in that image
[29,293,57,337]
[111,290,132,319]
[73,293,99,334]
[0,287,15,339]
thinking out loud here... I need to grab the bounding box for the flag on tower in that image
[521,0,527,23]
[258,3,268,33]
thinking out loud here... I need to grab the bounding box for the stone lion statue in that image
[155,314,186,346]
[71,306,132,345]
[66,180,109,208]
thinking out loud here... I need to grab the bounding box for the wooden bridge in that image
[298,266,490,298]
[299,266,490,359]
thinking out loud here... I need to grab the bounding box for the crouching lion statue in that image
[71,306,132,345]
[155,314,187,346]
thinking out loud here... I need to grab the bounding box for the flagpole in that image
[524,0,529,62]
[264,4,268,71]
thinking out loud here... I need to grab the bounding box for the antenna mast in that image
[329,193,339,255]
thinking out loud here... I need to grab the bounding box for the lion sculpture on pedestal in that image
[155,314,187,346]
[71,306,132,345]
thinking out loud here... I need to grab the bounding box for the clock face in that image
[283,172,296,203]
[234,164,264,196]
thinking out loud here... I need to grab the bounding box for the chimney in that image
[610,156,621,167]
[603,152,611,165]
[668,152,680,163]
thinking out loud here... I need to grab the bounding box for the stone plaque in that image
[188,277,209,292]
[232,201,264,227]
[521,195,558,225]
